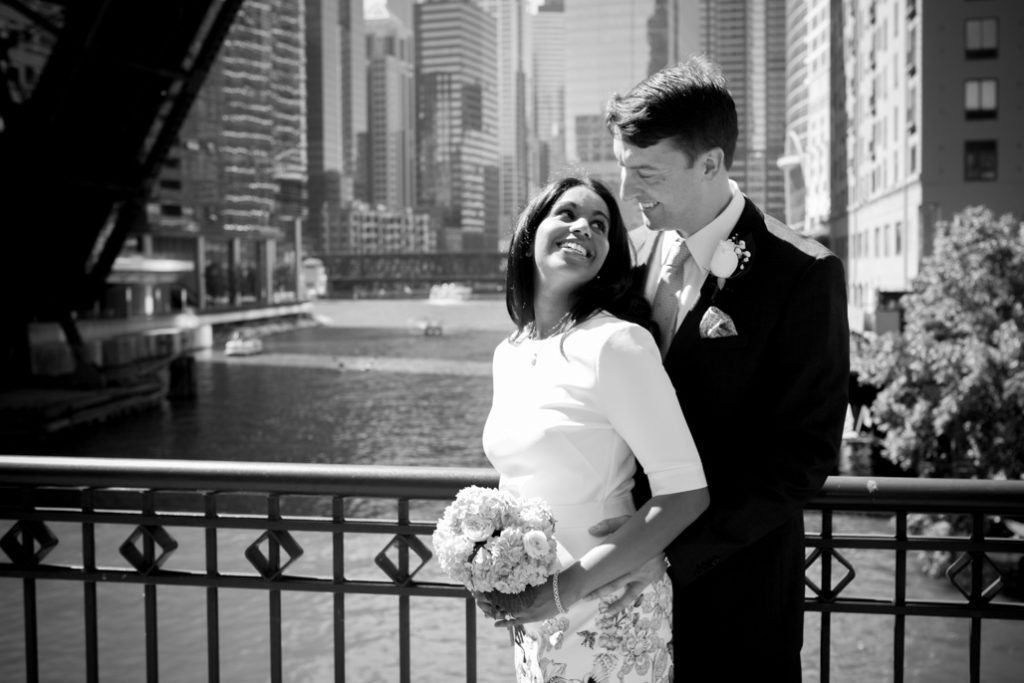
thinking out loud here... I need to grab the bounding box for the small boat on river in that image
[428,282,472,304]
[224,329,263,356]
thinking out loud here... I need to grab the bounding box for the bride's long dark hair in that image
[504,175,652,340]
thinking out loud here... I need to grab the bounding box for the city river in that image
[1,297,1021,681]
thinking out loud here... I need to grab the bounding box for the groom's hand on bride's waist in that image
[587,515,666,613]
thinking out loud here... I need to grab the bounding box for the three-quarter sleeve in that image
[595,325,707,495]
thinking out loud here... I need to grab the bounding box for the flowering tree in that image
[854,206,1024,479]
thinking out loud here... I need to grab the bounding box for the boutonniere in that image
[709,237,751,290]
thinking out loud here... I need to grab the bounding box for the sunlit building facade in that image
[532,0,566,185]
[696,0,788,222]
[843,0,1024,332]
[415,0,499,252]
[342,202,436,254]
[305,0,345,256]
[479,0,534,242]
[563,0,670,227]
[151,0,307,309]
[366,1,417,211]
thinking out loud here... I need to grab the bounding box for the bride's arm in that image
[509,489,707,623]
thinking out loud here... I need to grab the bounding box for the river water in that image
[1,297,1021,682]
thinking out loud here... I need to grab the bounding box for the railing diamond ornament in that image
[375,534,432,585]
[245,530,303,579]
[946,552,1005,603]
[119,525,178,575]
[0,520,58,567]
[804,547,856,601]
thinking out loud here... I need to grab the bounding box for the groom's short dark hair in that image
[606,54,738,169]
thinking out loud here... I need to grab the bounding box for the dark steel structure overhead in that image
[0,0,244,385]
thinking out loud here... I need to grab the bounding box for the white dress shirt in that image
[643,180,745,336]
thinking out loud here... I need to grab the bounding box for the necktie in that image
[651,236,690,356]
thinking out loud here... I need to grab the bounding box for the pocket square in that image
[699,305,738,339]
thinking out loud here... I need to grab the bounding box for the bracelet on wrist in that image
[552,570,568,615]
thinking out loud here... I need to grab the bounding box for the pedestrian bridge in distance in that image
[320,252,507,291]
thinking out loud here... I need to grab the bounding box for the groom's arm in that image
[666,253,849,587]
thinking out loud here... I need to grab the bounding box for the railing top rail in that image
[812,474,1024,512]
[0,456,495,499]
[1,457,1023,510]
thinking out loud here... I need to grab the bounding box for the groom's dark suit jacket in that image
[631,197,850,681]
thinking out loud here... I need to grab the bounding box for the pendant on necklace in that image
[530,351,538,366]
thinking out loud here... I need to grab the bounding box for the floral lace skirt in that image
[511,573,673,683]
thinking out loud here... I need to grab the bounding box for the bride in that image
[481,175,709,682]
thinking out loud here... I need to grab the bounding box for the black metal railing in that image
[1,456,1022,683]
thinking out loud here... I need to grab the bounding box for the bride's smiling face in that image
[532,186,611,293]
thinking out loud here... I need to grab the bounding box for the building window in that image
[965,140,997,181]
[965,18,998,59]
[965,79,997,119]
[894,221,902,256]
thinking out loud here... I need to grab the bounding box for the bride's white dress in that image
[483,312,707,683]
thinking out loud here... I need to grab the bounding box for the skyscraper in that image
[532,0,566,185]
[479,0,533,241]
[564,0,665,186]
[366,0,416,210]
[777,0,836,241]
[339,0,368,204]
[415,0,499,252]
[562,0,670,228]
[304,0,344,255]
[697,0,787,221]
[304,0,366,256]
[151,0,307,308]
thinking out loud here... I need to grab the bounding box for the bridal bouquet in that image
[432,486,559,615]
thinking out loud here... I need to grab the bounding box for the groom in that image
[593,55,850,680]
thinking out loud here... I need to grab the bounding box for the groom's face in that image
[613,133,706,237]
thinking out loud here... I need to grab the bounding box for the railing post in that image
[332,496,346,683]
[204,492,220,683]
[143,491,159,683]
[269,494,283,683]
[466,598,478,683]
[969,512,984,683]
[24,575,38,683]
[894,513,907,683]
[20,486,39,683]
[398,498,411,683]
[82,488,99,683]
[819,509,832,683]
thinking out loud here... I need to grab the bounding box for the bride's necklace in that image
[528,311,569,366]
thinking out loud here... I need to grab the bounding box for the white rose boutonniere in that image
[709,238,751,289]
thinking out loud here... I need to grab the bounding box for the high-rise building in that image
[366,0,417,211]
[697,0,788,222]
[564,0,665,183]
[666,0,702,64]
[562,0,670,228]
[340,0,368,205]
[778,0,811,233]
[151,0,307,308]
[415,0,499,252]
[532,0,566,185]
[777,0,838,239]
[479,0,533,242]
[304,0,367,256]
[841,0,1024,332]
[304,0,344,256]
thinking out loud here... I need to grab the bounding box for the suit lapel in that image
[663,197,766,366]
